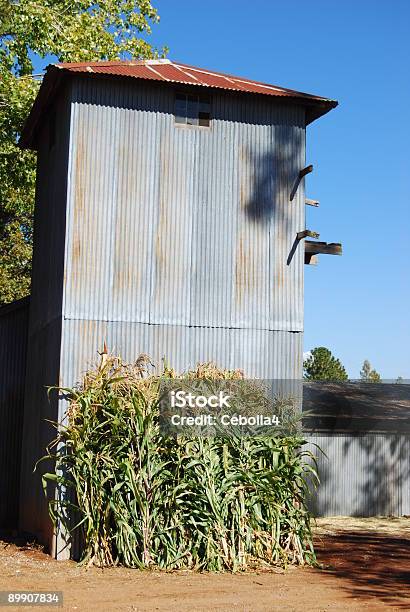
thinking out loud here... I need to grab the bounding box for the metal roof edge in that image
[174,60,337,103]
[306,98,338,124]
[19,61,338,149]
[19,65,65,149]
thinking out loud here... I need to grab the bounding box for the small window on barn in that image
[175,92,211,127]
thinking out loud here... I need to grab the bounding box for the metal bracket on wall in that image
[305,198,319,207]
[297,229,320,240]
[290,164,313,201]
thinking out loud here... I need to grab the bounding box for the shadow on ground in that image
[315,530,410,608]
[0,529,44,553]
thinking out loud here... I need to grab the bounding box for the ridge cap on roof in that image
[56,58,173,68]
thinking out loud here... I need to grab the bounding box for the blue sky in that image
[33,0,409,378]
[148,0,410,379]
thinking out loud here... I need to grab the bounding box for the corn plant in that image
[42,355,318,570]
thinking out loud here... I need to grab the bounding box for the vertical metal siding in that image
[59,320,303,392]
[19,88,71,552]
[64,78,305,335]
[305,434,410,516]
[0,298,29,528]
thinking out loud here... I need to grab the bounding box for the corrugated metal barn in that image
[15,59,342,557]
[10,59,405,559]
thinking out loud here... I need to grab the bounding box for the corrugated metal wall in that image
[19,87,71,552]
[59,77,305,391]
[0,298,29,528]
[305,434,410,516]
[59,320,303,384]
[63,78,305,332]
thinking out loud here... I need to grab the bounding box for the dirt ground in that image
[0,518,409,611]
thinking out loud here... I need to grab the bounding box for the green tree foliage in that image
[303,346,348,381]
[360,359,381,382]
[0,0,166,304]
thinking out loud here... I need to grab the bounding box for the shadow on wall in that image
[306,434,410,517]
[345,435,410,516]
[243,129,303,230]
[244,149,276,223]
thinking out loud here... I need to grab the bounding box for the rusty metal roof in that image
[20,59,338,148]
[55,59,335,101]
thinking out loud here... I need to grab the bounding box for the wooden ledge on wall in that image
[305,198,319,207]
[304,240,342,264]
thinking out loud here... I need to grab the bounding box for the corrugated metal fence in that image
[0,297,29,528]
[303,382,410,516]
[305,434,410,516]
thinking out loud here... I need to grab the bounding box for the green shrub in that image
[43,355,318,570]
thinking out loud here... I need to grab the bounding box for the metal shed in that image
[18,59,339,557]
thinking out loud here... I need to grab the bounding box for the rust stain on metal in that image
[235,232,257,304]
[235,235,245,304]
[154,138,171,306]
[239,146,247,210]
[155,142,168,273]
[71,136,85,268]
[112,136,143,294]
[274,230,285,289]
[275,253,284,288]
[236,146,260,304]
